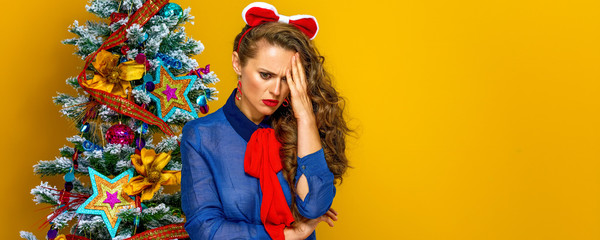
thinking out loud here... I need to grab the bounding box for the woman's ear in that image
[232,51,242,75]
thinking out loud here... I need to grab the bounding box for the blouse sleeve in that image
[180,125,270,240]
[294,148,337,219]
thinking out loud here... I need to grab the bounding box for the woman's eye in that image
[260,72,270,79]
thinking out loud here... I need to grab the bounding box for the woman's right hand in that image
[284,208,338,240]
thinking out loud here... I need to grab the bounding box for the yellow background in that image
[3,0,600,239]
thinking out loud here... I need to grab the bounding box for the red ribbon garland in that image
[64,235,93,240]
[76,0,176,137]
[53,223,188,240]
[38,187,91,230]
[124,223,189,240]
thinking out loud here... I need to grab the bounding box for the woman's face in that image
[232,40,294,124]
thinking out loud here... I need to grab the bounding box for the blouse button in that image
[302,165,306,170]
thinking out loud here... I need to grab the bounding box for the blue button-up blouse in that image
[181,89,336,239]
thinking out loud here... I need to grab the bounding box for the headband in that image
[237,2,319,52]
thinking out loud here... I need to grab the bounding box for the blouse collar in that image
[223,88,272,142]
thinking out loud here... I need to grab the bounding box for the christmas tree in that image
[20,0,218,239]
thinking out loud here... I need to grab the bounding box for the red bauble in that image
[121,45,130,55]
[106,124,135,145]
[199,104,209,114]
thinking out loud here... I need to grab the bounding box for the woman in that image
[181,2,350,239]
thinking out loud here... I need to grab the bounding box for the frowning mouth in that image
[262,99,279,107]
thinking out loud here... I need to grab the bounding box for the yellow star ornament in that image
[82,50,145,97]
[123,148,181,201]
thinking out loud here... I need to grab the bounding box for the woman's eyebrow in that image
[257,67,278,75]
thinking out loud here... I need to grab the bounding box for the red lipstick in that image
[262,99,279,107]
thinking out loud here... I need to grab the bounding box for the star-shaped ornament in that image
[103,191,121,208]
[136,61,198,121]
[163,84,178,102]
[76,168,136,238]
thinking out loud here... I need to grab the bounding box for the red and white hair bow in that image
[241,2,319,40]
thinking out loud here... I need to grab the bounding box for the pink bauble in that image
[135,53,147,64]
[106,124,135,145]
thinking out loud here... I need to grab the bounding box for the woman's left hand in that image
[284,208,339,240]
[286,52,316,123]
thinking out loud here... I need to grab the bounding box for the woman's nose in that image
[271,78,283,96]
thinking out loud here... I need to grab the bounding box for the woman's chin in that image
[260,106,279,116]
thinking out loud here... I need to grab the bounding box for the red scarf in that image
[244,128,295,239]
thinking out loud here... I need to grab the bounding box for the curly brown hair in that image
[233,22,350,220]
